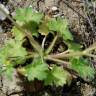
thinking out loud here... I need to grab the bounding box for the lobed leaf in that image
[4,64,14,80]
[12,26,25,41]
[0,38,27,66]
[22,21,39,37]
[26,58,48,81]
[65,41,82,52]
[44,65,71,87]
[47,18,73,40]
[6,39,27,57]
[14,7,43,24]
[70,57,95,80]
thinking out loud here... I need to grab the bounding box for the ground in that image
[0,0,96,96]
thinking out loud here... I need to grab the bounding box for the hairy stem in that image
[83,42,96,54]
[84,54,96,58]
[45,56,70,68]
[48,51,83,59]
[46,35,58,54]
[47,42,96,59]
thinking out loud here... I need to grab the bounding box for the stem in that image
[0,5,42,55]
[45,56,70,68]
[52,49,70,57]
[83,42,96,54]
[42,36,47,50]
[48,51,83,59]
[47,42,96,59]
[46,35,58,54]
[84,54,96,58]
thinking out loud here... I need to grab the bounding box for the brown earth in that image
[0,0,96,96]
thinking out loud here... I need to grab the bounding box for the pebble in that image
[51,6,58,11]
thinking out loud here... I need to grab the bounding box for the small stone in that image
[51,6,58,11]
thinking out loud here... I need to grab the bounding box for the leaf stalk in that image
[46,35,58,54]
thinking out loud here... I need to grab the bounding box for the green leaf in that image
[12,57,26,65]
[0,47,10,65]
[47,18,60,31]
[26,58,48,81]
[12,26,25,41]
[22,21,39,37]
[6,39,27,57]
[38,16,51,36]
[44,71,54,86]
[38,22,49,36]
[14,7,43,37]
[31,12,43,24]
[0,39,27,65]
[44,65,70,86]
[65,41,82,51]
[70,57,95,79]
[14,7,43,24]
[0,68,3,75]
[47,18,73,40]
[0,50,12,77]
[4,64,14,80]
[0,58,4,75]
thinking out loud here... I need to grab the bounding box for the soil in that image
[0,0,96,96]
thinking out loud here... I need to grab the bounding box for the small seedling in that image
[0,6,95,87]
